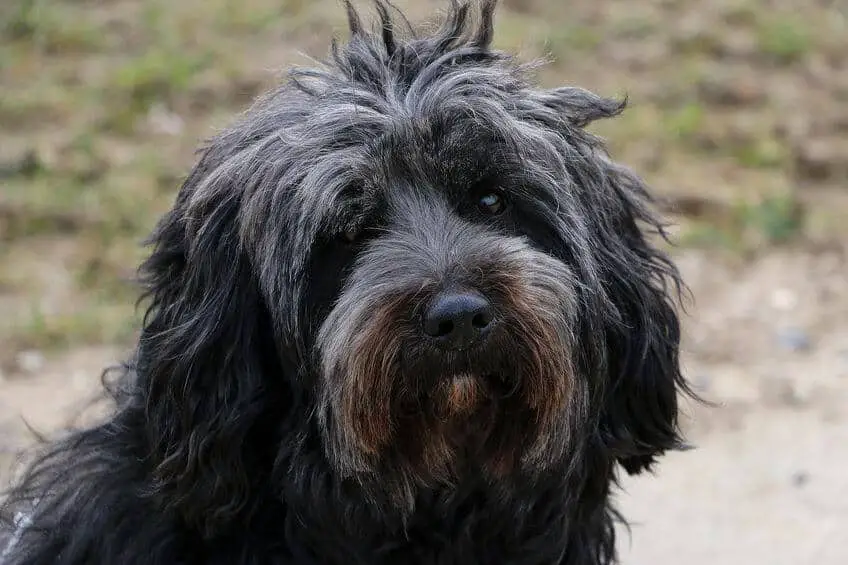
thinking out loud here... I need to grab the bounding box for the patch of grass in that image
[1,175,102,238]
[732,137,787,169]
[212,0,295,32]
[756,17,811,64]
[2,0,106,53]
[720,0,760,26]
[678,222,742,251]
[664,102,706,144]
[0,149,48,180]
[613,15,658,40]
[100,49,213,134]
[489,12,547,54]
[8,301,140,352]
[671,27,723,57]
[131,148,188,194]
[738,193,804,245]
[679,193,804,250]
[541,24,603,59]
[113,49,211,107]
[0,81,82,128]
[75,261,140,305]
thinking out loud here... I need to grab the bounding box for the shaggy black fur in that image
[1,1,692,564]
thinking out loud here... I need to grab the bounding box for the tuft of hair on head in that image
[340,0,499,54]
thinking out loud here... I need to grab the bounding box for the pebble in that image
[759,376,804,408]
[147,104,185,136]
[16,350,45,374]
[791,137,848,181]
[770,288,798,311]
[791,471,809,488]
[775,327,812,352]
[692,373,712,393]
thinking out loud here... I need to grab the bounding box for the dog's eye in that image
[478,192,506,215]
[341,224,378,245]
[342,228,360,243]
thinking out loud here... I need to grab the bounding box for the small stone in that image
[791,471,809,488]
[692,374,712,393]
[792,137,848,181]
[16,350,45,374]
[146,104,185,136]
[760,376,804,407]
[775,328,812,352]
[770,288,798,311]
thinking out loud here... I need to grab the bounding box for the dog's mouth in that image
[426,372,520,421]
[440,374,482,417]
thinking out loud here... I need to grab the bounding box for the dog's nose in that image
[423,290,494,349]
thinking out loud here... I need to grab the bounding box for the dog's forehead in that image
[285,110,511,218]
[371,115,505,182]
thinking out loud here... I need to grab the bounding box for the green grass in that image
[9,301,140,352]
[541,24,603,58]
[2,0,106,54]
[678,222,742,251]
[738,193,804,245]
[665,102,706,144]
[756,16,811,64]
[100,49,213,134]
[732,137,787,169]
[719,0,759,26]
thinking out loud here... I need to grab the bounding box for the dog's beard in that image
[315,238,588,507]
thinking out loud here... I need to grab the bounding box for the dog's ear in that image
[594,214,688,476]
[525,87,690,473]
[524,86,628,128]
[584,130,689,476]
[136,150,278,537]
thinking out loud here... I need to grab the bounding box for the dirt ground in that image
[2,247,847,563]
[616,248,848,565]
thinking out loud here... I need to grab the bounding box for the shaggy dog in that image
[1,1,692,563]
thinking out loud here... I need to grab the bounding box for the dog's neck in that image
[265,444,616,565]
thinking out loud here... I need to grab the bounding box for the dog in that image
[0,1,692,563]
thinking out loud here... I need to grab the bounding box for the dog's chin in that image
[441,374,484,416]
[429,373,488,424]
[390,371,522,478]
[428,372,515,420]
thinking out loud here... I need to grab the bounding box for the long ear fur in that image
[527,86,691,473]
[136,152,280,537]
[593,171,689,475]
[586,114,691,475]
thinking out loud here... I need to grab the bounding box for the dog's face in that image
[139,1,688,530]
[312,126,586,493]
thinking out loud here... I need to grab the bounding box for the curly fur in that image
[1,1,692,564]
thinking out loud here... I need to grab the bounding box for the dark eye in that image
[478,191,506,215]
[342,228,360,244]
[341,224,380,245]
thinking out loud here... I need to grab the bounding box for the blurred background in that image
[0,0,846,562]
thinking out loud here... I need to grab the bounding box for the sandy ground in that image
[1,247,847,564]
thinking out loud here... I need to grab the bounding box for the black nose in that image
[423,290,494,349]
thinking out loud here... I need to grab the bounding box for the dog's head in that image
[137,0,689,534]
